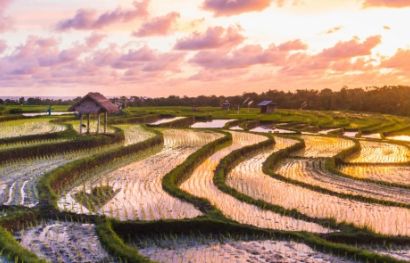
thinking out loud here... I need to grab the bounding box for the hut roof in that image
[69,92,119,113]
[257,100,275,107]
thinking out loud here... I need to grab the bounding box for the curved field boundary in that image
[275,158,410,208]
[0,120,124,164]
[181,131,330,233]
[0,210,45,263]
[261,137,410,237]
[162,129,232,217]
[213,134,350,231]
[111,219,404,263]
[96,220,153,263]
[341,138,410,165]
[268,136,410,208]
[37,126,164,213]
[334,164,410,190]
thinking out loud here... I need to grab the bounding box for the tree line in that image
[1,85,410,116]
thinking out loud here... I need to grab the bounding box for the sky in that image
[0,0,410,97]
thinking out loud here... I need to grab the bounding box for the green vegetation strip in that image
[96,220,153,263]
[267,137,410,208]
[38,127,163,212]
[112,219,404,263]
[0,120,124,164]
[213,133,347,231]
[0,210,45,263]
[162,129,232,218]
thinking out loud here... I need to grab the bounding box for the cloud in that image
[111,45,185,72]
[319,35,381,60]
[279,36,381,77]
[382,49,410,72]
[363,0,410,8]
[325,26,342,34]
[175,26,244,50]
[56,0,149,31]
[190,43,290,69]
[278,39,307,51]
[0,40,6,54]
[133,12,180,37]
[0,0,13,32]
[203,0,272,16]
[86,33,106,48]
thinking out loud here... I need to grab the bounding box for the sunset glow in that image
[1,0,410,97]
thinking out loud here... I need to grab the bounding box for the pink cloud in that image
[56,0,149,31]
[190,43,289,69]
[114,46,185,72]
[175,26,244,50]
[0,40,6,53]
[319,35,381,60]
[133,12,180,37]
[86,33,106,48]
[0,0,12,32]
[278,39,307,51]
[382,49,410,71]
[363,0,410,8]
[203,0,272,16]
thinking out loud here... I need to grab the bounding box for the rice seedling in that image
[292,135,355,157]
[68,119,115,134]
[0,144,120,207]
[129,233,355,263]
[14,221,114,263]
[346,140,410,163]
[274,158,410,204]
[113,124,155,146]
[0,118,66,139]
[0,138,70,151]
[339,164,410,187]
[181,132,329,233]
[228,140,410,236]
[190,119,235,128]
[364,245,410,261]
[59,129,222,221]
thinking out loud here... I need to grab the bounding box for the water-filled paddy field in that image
[1,109,410,263]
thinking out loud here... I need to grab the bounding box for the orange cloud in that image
[175,26,244,50]
[382,49,410,72]
[363,0,410,8]
[56,0,149,31]
[133,12,180,37]
[203,0,272,16]
[319,35,381,60]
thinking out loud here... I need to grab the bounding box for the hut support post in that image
[87,114,90,134]
[104,112,108,134]
[79,114,83,134]
[96,113,100,134]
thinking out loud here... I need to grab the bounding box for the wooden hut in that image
[69,92,119,134]
[257,100,276,114]
[221,100,231,111]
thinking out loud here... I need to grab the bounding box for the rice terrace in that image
[2,0,410,262]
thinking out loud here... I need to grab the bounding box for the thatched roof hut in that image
[69,92,119,134]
